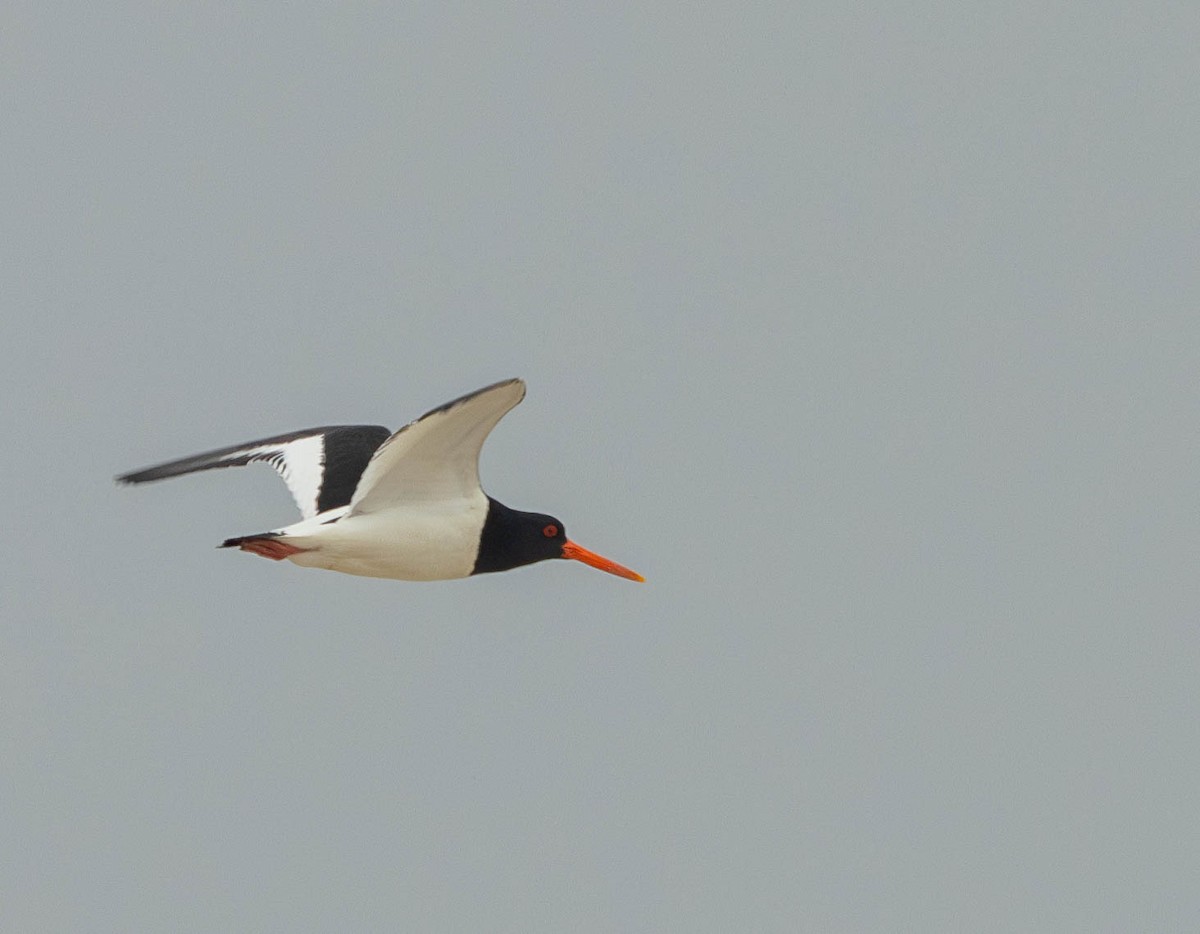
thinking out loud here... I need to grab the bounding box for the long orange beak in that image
[562,540,645,582]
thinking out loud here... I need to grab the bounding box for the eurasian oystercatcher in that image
[117,379,643,582]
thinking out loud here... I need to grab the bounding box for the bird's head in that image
[473,499,644,581]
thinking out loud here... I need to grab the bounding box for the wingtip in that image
[114,465,172,485]
[418,378,527,421]
[499,377,526,406]
[481,377,525,393]
[489,377,525,394]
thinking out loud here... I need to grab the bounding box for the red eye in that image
[543,524,558,538]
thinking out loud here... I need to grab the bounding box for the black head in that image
[472,498,643,581]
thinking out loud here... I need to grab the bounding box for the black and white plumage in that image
[117,379,643,583]
[117,424,391,520]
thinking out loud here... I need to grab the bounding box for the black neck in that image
[472,498,559,575]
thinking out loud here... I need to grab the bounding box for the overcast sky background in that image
[4,3,1198,931]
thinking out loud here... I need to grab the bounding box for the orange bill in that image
[562,540,645,582]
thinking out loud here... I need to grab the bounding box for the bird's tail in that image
[220,532,305,561]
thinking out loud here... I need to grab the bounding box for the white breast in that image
[278,493,489,581]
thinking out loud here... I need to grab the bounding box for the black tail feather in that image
[219,532,279,549]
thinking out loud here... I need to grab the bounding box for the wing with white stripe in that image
[348,379,526,516]
[118,424,391,519]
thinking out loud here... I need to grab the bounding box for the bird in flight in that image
[117,379,643,582]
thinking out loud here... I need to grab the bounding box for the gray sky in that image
[4,3,1199,931]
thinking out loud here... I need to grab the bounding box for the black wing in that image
[117,424,392,519]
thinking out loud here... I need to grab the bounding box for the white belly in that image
[277,496,488,581]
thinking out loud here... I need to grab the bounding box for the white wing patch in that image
[348,379,525,516]
[119,424,392,521]
[239,434,326,519]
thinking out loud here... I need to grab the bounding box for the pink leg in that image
[239,538,307,561]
